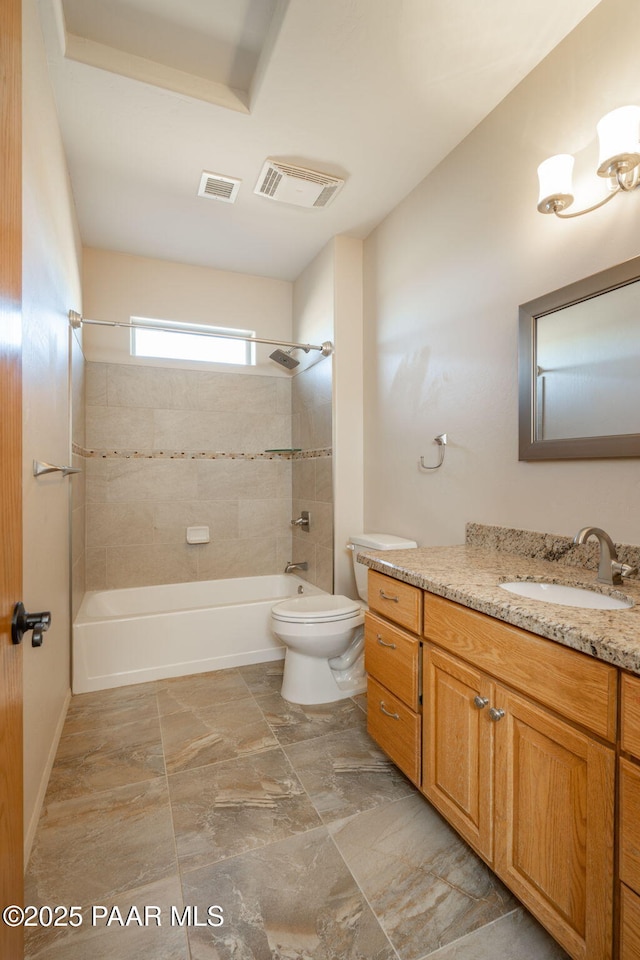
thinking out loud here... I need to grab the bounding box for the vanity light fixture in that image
[537,105,640,218]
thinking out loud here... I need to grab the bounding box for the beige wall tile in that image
[196,372,279,413]
[86,547,107,591]
[293,498,333,549]
[313,402,333,449]
[152,409,291,452]
[106,459,199,502]
[276,378,292,415]
[85,457,110,503]
[106,363,195,410]
[277,535,293,573]
[71,557,86,620]
[86,405,154,450]
[237,499,291,540]
[106,543,198,589]
[197,459,287,501]
[152,500,239,543]
[87,502,155,548]
[316,546,334,594]
[196,538,279,580]
[292,458,316,500]
[315,457,333,502]
[85,362,107,406]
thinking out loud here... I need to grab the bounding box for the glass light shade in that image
[597,105,640,176]
[537,154,574,213]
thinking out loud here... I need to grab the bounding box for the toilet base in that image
[281,649,366,705]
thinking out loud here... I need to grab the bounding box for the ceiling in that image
[38,0,602,281]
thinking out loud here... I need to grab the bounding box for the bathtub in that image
[73,574,324,694]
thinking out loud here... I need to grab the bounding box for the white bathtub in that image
[73,574,324,694]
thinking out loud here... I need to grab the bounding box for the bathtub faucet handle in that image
[290,511,311,532]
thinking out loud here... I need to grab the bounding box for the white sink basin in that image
[500,581,633,610]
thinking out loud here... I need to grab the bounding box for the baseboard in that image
[23,687,72,866]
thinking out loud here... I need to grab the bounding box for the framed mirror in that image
[518,255,640,460]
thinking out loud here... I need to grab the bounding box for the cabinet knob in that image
[489,707,505,722]
[377,634,397,649]
[379,701,400,720]
[473,696,489,709]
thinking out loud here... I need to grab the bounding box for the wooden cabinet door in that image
[423,645,494,862]
[494,689,614,960]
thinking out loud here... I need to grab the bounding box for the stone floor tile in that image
[237,659,284,697]
[26,778,176,907]
[420,908,570,959]
[284,725,415,823]
[157,669,251,716]
[160,697,278,773]
[182,826,397,960]
[63,682,159,735]
[256,691,366,745]
[24,876,188,960]
[168,747,321,871]
[330,794,516,960]
[45,716,165,801]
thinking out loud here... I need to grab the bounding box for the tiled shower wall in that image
[70,329,87,618]
[84,362,294,590]
[291,357,334,593]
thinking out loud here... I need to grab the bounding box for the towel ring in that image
[419,434,447,471]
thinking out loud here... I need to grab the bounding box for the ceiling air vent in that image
[197,171,241,204]
[254,160,345,208]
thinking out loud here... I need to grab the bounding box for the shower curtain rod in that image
[68,311,333,356]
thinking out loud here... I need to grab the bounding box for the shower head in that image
[269,348,300,369]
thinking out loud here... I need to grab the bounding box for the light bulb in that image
[597,105,640,176]
[537,154,574,214]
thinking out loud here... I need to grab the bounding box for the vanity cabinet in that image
[619,674,640,959]
[365,572,422,785]
[423,593,616,960]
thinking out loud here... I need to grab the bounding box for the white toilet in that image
[271,533,418,704]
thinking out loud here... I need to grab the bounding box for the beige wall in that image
[363,0,640,550]
[22,0,81,858]
[82,247,292,375]
[291,236,364,597]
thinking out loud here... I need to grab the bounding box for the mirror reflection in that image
[535,279,640,441]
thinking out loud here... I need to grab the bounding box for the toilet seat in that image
[272,594,362,624]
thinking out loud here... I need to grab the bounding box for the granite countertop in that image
[358,527,640,674]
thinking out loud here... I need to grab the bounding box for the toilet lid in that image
[272,594,362,623]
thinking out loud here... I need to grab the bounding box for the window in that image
[130,317,255,366]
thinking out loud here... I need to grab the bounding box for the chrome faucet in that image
[573,526,637,585]
[284,561,308,574]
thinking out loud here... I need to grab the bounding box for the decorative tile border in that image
[72,443,332,461]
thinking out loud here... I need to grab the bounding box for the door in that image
[494,688,614,960]
[423,645,494,862]
[0,0,24,958]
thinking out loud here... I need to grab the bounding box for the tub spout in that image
[285,561,308,573]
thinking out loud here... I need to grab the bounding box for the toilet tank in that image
[348,533,418,603]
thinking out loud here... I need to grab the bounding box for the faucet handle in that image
[613,562,638,581]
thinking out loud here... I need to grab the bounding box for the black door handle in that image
[11,602,52,647]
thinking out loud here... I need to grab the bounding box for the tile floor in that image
[25,661,569,959]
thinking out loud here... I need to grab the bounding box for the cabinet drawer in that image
[365,612,420,710]
[621,673,640,757]
[423,593,617,741]
[620,757,640,893]
[620,883,640,960]
[368,570,422,634]
[367,676,420,785]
